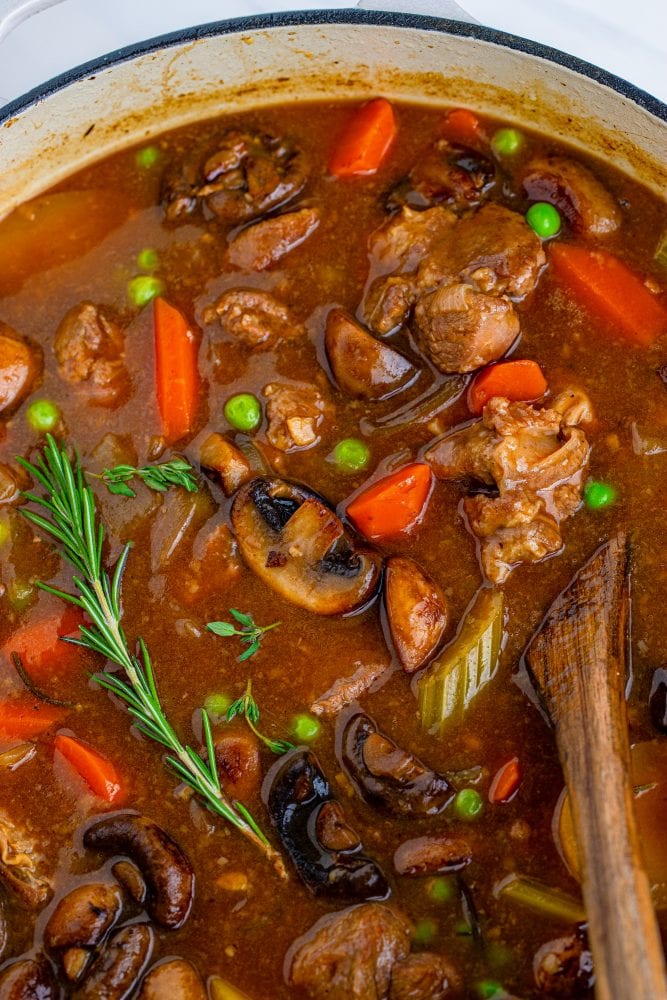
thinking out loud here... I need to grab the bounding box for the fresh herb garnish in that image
[91,459,198,498]
[207,609,281,661]
[17,435,284,877]
[227,678,294,755]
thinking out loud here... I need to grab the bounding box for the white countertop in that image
[0,0,665,108]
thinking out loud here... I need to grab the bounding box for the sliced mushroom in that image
[0,955,57,999]
[112,861,147,907]
[384,556,448,673]
[83,815,194,930]
[228,206,320,270]
[231,477,381,615]
[72,923,153,1000]
[264,748,388,900]
[200,433,254,497]
[139,959,207,1000]
[533,927,594,996]
[389,952,462,1000]
[340,713,452,816]
[393,835,472,877]
[324,308,417,400]
[44,881,123,977]
[522,155,620,236]
[214,729,262,801]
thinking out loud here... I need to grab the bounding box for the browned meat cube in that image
[0,321,41,415]
[54,303,126,405]
[228,206,319,270]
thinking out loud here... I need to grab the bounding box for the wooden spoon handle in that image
[528,534,667,999]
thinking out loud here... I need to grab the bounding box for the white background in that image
[0,0,665,108]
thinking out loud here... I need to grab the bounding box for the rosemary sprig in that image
[90,459,198,498]
[17,435,285,877]
[227,678,295,755]
[207,609,281,661]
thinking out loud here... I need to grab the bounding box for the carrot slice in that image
[3,606,84,680]
[550,243,667,346]
[489,757,522,803]
[468,360,548,415]
[0,701,66,740]
[154,297,200,443]
[54,734,123,803]
[329,98,397,177]
[442,108,485,151]
[346,463,432,540]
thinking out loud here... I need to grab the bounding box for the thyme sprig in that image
[90,458,198,498]
[227,678,295,755]
[207,609,281,661]
[17,435,285,877]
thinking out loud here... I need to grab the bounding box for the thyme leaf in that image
[207,610,280,661]
[227,678,294,756]
[91,459,198,498]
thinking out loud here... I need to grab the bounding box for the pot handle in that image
[0,0,65,44]
[356,0,479,23]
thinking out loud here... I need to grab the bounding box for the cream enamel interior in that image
[0,18,665,219]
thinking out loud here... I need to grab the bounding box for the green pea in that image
[412,918,438,946]
[331,438,370,473]
[224,393,261,433]
[491,127,523,156]
[26,399,61,433]
[454,788,484,821]
[136,248,159,271]
[7,579,34,610]
[292,714,321,742]
[136,145,161,169]
[526,202,561,239]
[427,876,454,903]
[584,480,617,510]
[477,980,505,999]
[204,693,233,721]
[127,275,165,308]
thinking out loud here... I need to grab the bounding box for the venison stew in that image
[0,96,666,999]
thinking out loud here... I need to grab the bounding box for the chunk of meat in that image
[54,303,126,405]
[310,662,389,717]
[369,206,456,275]
[533,927,594,997]
[414,283,519,373]
[365,275,418,336]
[393,835,471,877]
[391,138,494,212]
[0,322,40,415]
[425,392,590,582]
[263,382,329,451]
[212,288,302,349]
[162,129,307,225]
[288,903,411,999]
[389,953,462,1000]
[0,812,51,908]
[228,206,319,270]
[325,308,417,400]
[522,155,621,236]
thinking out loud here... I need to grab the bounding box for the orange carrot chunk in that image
[55,734,123,803]
[3,606,84,680]
[468,360,548,415]
[0,701,66,740]
[550,243,667,347]
[442,108,485,150]
[346,463,432,540]
[489,757,522,803]
[329,98,397,177]
[154,297,199,444]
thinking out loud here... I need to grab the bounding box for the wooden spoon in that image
[526,530,667,1000]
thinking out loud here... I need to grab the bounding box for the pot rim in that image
[1,8,665,126]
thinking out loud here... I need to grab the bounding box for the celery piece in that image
[494,873,585,923]
[418,588,504,733]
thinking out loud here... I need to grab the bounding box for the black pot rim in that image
[1,7,665,125]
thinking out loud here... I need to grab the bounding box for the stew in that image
[0,97,666,1000]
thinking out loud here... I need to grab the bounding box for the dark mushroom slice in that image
[521,155,620,236]
[264,748,389,900]
[389,952,462,1000]
[324,308,417,401]
[72,923,153,1000]
[533,926,594,997]
[384,556,448,673]
[231,477,382,615]
[200,433,254,497]
[83,814,194,930]
[44,881,123,981]
[0,955,58,999]
[138,959,207,1000]
[340,713,453,817]
[393,835,472,877]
